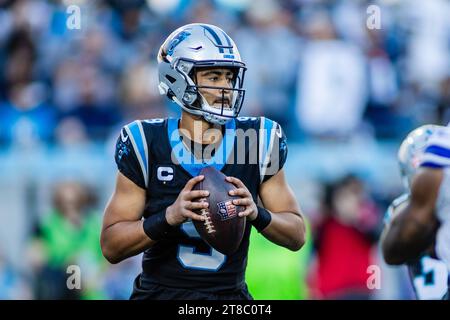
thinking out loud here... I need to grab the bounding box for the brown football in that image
[192,166,246,255]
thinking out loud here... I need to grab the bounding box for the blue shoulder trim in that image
[124,121,149,187]
[258,117,277,182]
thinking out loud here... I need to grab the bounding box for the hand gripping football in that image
[192,166,246,255]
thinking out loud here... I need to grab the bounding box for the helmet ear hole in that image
[166,75,177,84]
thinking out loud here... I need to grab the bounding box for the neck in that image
[180,111,222,145]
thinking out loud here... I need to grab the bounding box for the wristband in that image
[143,209,174,240]
[251,206,272,232]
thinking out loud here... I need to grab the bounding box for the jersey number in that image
[177,221,226,271]
[413,256,448,300]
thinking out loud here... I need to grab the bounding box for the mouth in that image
[213,99,231,108]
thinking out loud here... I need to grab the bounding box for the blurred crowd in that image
[1,0,449,147]
[0,0,449,299]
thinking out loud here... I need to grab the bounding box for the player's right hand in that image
[165,175,210,226]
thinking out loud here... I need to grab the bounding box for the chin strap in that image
[198,94,231,125]
[172,90,232,125]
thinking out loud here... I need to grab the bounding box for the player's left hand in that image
[226,176,258,221]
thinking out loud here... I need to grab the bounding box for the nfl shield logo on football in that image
[217,200,237,221]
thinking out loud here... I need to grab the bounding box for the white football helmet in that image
[398,125,442,190]
[157,23,246,125]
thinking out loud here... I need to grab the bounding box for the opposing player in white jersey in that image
[381,124,450,299]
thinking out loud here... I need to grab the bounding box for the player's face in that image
[195,68,234,109]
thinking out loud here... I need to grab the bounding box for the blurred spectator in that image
[2,28,36,90]
[58,64,122,142]
[308,175,381,299]
[363,26,411,139]
[235,0,300,128]
[27,181,106,299]
[0,26,57,148]
[400,0,450,91]
[0,82,57,148]
[437,76,450,125]
[119,60,167,122]
[295,10,367,139]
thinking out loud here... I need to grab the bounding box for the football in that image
[192,166,246,255]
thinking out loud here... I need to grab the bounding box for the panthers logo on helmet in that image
[167,31,191,56]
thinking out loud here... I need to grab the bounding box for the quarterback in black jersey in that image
[100,23,306,300]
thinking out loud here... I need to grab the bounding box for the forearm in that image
[101,220,155,264]
[381,212,435,265]
[382,168,443,264]
[259,211,306,251]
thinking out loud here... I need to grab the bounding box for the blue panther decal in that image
[167,31,191,56]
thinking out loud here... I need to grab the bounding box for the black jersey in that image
[114,116,287,292]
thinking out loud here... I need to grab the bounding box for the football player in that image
[100,24,306,300]
[381,125,450,299]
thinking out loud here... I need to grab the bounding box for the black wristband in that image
[251,206,272,232]
[143,209,174,241]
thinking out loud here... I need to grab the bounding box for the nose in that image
[218,87,232,103]
[218,77,232,90]
[220,79,232,94]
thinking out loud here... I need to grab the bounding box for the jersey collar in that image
[167,118,236,176]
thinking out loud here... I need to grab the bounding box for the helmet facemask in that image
[175,59,246,125]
